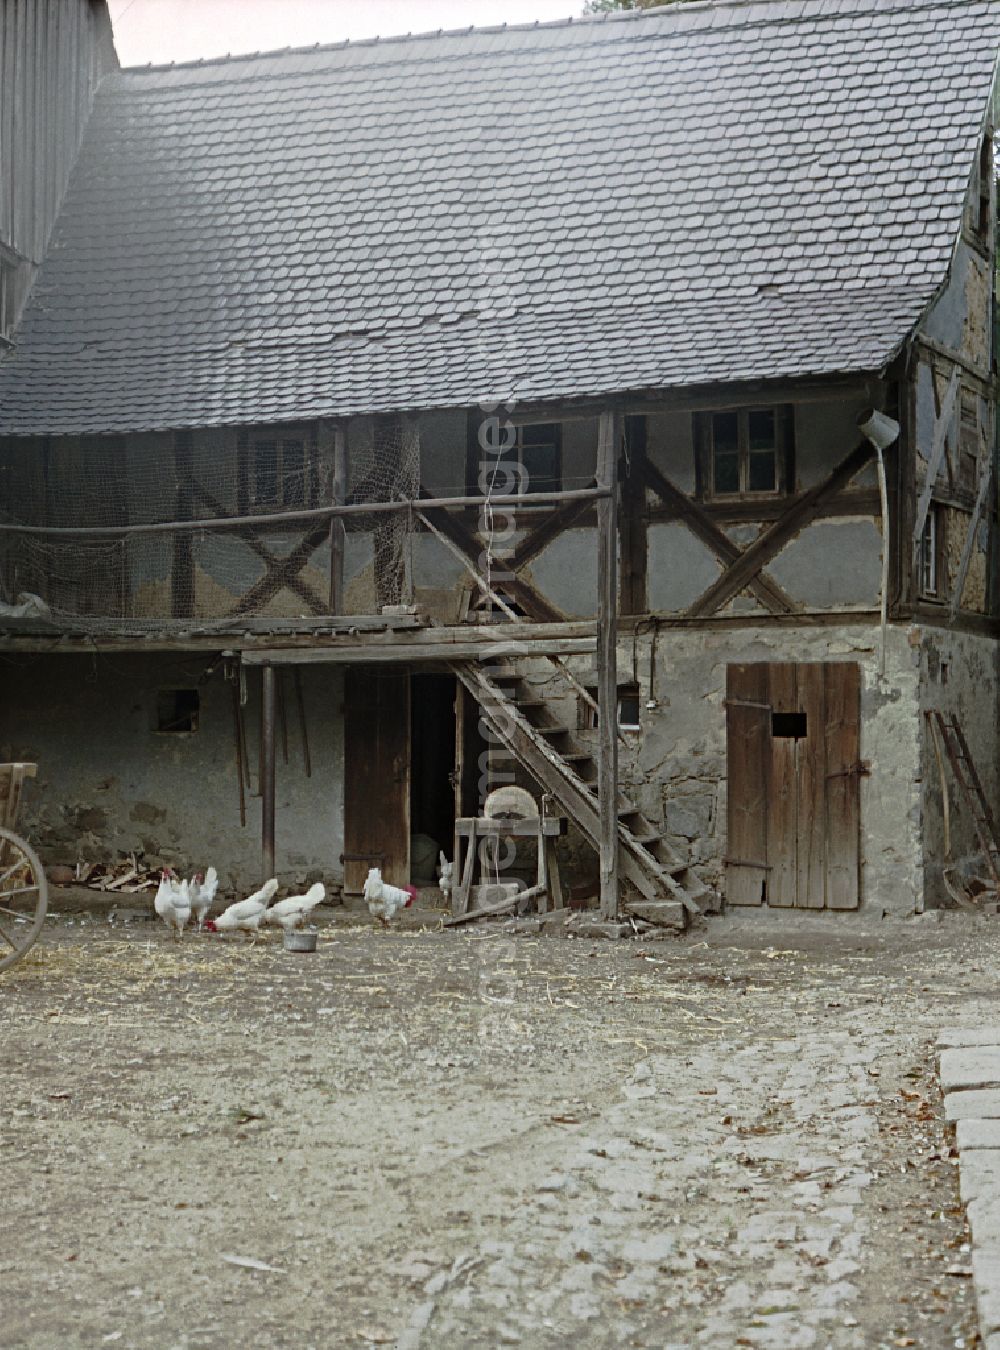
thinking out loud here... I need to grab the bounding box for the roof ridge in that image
[116,0,983,77]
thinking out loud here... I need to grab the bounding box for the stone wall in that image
[0,653,346,892]
[561,622,926,915]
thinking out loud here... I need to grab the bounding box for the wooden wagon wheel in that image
[0,826,48,973]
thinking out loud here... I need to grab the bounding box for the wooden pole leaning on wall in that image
[596,409,623,920]
[261,665,277,881]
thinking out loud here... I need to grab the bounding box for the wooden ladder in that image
[926,711,1000,885]
[454,659,714,921]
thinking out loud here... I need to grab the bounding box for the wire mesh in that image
[0,415,423,627]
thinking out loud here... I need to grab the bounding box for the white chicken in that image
[437,851,453,905]
[363,867,416,926]
[262,882,325,932]
[154,868,190,940]
[189,866,218,930]
[205,877,278,940]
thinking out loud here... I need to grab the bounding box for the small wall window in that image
[156,688,200,734]
[919,507,943,599]
[697,406,792,498]
[580,683,642,731]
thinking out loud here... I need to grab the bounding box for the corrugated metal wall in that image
[0,0,117,334]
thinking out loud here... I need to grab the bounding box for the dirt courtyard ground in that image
[2,899,998,1348]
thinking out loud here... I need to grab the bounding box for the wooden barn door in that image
[343,669,410,893]
[726,662,860,910]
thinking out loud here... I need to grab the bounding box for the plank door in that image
[725,664,769,905]
[725,661,861,910]
[343,669,410,893]
[824,662,861,909]
[767,663,799,908]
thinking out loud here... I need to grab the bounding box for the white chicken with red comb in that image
[363,867,416,927]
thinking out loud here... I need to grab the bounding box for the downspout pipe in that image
[857,409,900,679]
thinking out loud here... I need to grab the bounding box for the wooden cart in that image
[0,764,48,972]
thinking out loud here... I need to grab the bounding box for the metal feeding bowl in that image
[283,929,317,953]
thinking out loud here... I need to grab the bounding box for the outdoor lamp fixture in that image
[856,408,900,677]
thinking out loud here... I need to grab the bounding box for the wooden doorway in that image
[726,661,861,910]
[343,669,410,893]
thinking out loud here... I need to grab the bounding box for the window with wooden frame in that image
[238,428,314,513]
[919,505,945,600]
[0,244,21,343]
[579,682,642,732]
[467,417,562,497]
[971,133,993,245]
[696,406,793,499]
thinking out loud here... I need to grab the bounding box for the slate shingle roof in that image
[0,0,997,436]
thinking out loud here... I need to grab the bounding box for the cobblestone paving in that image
[0,905,994,1348]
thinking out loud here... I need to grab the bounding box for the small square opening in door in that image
[772,711,807,739]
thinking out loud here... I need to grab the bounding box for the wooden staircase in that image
[454,659,715,925]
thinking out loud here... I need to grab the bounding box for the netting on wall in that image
[360,414,419,609]
[0,414,423,627]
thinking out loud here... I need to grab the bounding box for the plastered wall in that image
[0,654,346,893]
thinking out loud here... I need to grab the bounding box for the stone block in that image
[625,899,687,930]
[958,1151,1000,1204]
[959,1119,1000,1150]
[941,1048,1000,1091]
[944,1088,1000,1121]
[939,1027,1000,1049]
[974,1250,1000,1334]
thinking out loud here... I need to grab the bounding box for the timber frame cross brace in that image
[194,481,329,616]
[641,440,875,619]
[416,484,581,623]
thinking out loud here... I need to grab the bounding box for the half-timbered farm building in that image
[0,0,998,922]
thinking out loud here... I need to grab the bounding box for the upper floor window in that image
[467,416,563,497]
[239,429,313,512]
[0,243,23,343]
[515,423,562,496]
[971,133,993,246]
[698,406,793,498]
[919,506,943,600]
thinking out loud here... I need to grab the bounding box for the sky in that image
[110,0,581,66]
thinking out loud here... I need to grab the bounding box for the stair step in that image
[457,660,715,916]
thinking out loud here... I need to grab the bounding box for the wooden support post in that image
[261,665,277,880]
[596,410,622,920]
[328,421,346,615]
[171,430,194,618]
[620,415,648,615]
